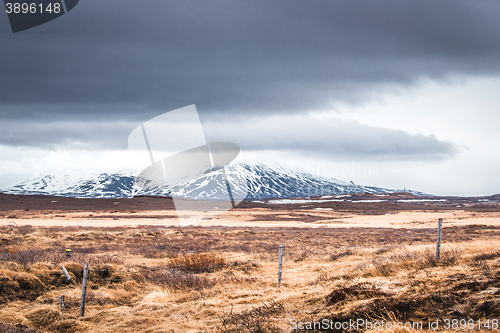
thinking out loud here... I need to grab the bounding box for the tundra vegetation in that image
[1,224,500,332]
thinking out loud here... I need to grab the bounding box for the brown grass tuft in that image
[217,300,285,332]
[52,319,87,333]
[168,252,226,273]
[145,268,216,290]
[0,249,64,268]
[24,307,59,329]
[0,323,40,333]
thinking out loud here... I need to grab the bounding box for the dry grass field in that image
[1,194,500,332]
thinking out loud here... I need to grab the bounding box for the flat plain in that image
[1,192,500,332]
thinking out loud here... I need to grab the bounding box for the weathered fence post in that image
[61,265,71,281]
[59,295,65,319]
[80,263,89,317]
[278,244,284,288]
[436,218,443,261]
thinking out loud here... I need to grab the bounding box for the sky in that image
[0,0,499,196]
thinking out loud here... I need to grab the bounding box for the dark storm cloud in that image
[1,0,500,123]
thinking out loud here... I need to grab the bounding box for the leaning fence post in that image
[61,265,71,281]
[80,263,89,317]
[278,244,284,288]
[436,218,443,261]
[59,295,65,319]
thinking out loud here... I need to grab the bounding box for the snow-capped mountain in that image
[4,170,138,199]
[2,162,425,199]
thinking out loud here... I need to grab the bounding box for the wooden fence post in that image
[436,218,443,261]
[59,295,65,319]
[61,265,71,281]
[80,263,89,317]
[278,244,284,288]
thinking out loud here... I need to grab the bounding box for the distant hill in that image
[2,162,427,199]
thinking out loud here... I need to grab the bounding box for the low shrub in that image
[330,249,354,261]
[325,283,387,305]
[363,248,462,277]
[472,250,500,261]
[230,260,260,273]
[468,258,492,277]
[217,300,284,333]
[0,249,64,268]
[25,307,59,330]
[131,242,180,259]
[86,253,124,266]
[15,226,33,236]
[145,269,216,290]
[168,252,225,273]
[419,248,462,268]
[0,323,40,333]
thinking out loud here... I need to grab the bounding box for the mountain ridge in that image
[2,162,427,199]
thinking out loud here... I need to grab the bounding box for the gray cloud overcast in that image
[205,117,458,161]
[0,117,458,161]
[1,0,500,123]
